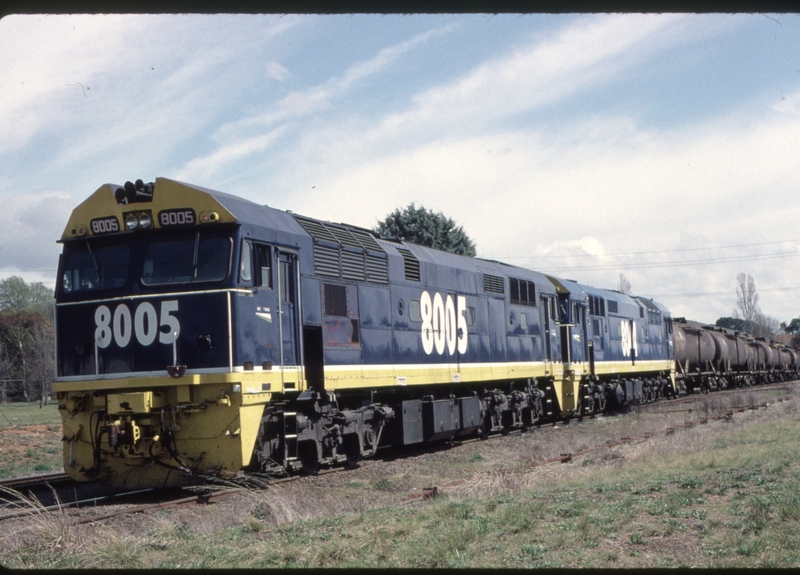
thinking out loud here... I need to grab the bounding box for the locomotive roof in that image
[61,177,308,242]
[379,239,559,295]
[65,178,662,308]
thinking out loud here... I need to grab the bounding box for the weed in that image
[88,533,143,568]
[736,540,763,557]
[680,475,703,489]
[247,516,265,532]
[778,493,800,521]
[663,518,685,534]
[629,533,647,545]
[520,544,545,560]
[372,478,397,492]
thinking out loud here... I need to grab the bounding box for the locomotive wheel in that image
[595,393,606,414]
[298,441,320,475]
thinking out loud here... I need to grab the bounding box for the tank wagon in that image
[672,319,798,392]
[51,178,793,489]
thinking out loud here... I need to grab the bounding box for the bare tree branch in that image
[617,273,632,296]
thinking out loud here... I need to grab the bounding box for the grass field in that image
[2,388,800,568]
[0,402,63,479]
[0,401,61,428]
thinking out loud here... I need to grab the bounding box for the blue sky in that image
[1,13,800,325]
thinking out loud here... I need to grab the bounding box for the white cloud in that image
[0,14,300,167]
[0,190,73,287]
[1,13,797,324]
[358,14,694,144]
[245,15,723,203]
[772,88,800,117]
[181,23,457,182]
[265,61,291,81]
[173,127,288,183]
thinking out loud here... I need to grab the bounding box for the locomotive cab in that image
[53,178,306,488]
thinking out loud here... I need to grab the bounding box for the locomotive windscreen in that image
[55,229,237,379]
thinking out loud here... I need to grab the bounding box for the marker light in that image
[139,213,152,229]
[126,214,139,230]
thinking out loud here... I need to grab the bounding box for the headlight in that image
[139,213,152,229]
[126,214,138,230]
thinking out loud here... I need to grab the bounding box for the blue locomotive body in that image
[53,178,678,486]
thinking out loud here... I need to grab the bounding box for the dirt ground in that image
[0,425,60,461]
[2,383,799,568]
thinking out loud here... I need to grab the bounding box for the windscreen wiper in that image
[86,242,101,283]
[192,231,200,279]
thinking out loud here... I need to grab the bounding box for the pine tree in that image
[374,203,476,257]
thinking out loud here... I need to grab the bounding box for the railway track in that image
[0,472,71,491]
[1,380,797,525]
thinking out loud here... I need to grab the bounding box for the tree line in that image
[0,277,55,404]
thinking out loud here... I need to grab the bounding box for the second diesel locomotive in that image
[52,178,796,489]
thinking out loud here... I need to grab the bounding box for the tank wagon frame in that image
[51,178,794,489]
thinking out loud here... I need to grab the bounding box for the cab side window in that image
[254,244,273,288]
[240,241,252,282]
[241,241,272,288]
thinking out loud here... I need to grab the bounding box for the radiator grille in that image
[341,250,366,281]
[294,215,387,284]
[313,245,340,278]
[366,253,389,284]
[483,274,505,294]
[397,248,421,282]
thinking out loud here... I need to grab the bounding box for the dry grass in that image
[1,382,799,569]
[0,485,75,562]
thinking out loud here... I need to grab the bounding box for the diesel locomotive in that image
[52,178,797,489]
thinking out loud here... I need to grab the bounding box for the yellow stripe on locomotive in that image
[54,177,772,490]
